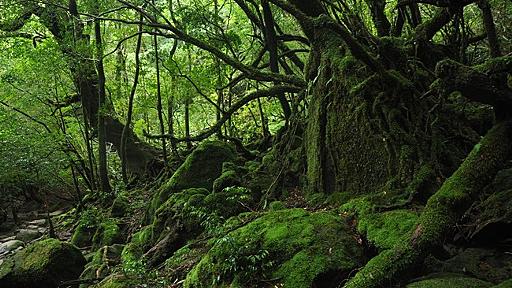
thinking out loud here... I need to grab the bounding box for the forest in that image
[0,0,511,287]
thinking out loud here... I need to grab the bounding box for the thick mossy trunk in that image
[304,33,476,199]
[343,120,512,288]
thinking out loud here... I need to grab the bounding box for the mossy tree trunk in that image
[268,0,512,286]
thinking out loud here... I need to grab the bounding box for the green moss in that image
[494,279,512,288]
[358,210,418,250]
[152,188,209,241]
[212,170,241,193]
[406,274,492,288]
[151,141,236,215]
[0,239,86,288]
[121,225,153,267]
[184,208,365,288]
[340,198,418,250]
[92,219,121,248]
[93,274,135,288]
[81,244,124,281]
[71,208,103,248]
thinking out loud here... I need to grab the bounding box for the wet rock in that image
[0,240,24,255]
[15,229,42,243]
[27,219,46,226]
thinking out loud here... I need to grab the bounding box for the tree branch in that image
[435,59,512,110]
[144,85,302,142]
[0,100,52,133]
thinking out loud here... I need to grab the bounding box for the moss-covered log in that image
[343,120,512,288]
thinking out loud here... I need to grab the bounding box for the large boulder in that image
[150,141,236,215]
[0,238,86,288]
[184,208,365,288]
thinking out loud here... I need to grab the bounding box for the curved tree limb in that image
[144,85,302,142]
[344,120,512,288]
[435,59,512,111]
[0,100,51,133]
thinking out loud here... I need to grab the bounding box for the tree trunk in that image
[121,19,143,184]
[94,16,111,194]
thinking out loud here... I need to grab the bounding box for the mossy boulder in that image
[110,194,130,217]
[71,208,103,248]
[341,198,418,250]
[121,225,153,269]
[184,208,365,288]
[148,187,253,266]
[0,238,86,288]
[92,219,122,249]
[152,188,210,243]
[151,141,236,215]
[212,170,241,193]
[406,273,492,288]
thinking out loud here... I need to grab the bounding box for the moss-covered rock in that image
[92,219,122,249]
[406,273,493,288]
[150,141,236,216]
[184,208,365,288]
[341,198,418,250]
[152,188,210,242]
[110,194,130,218]
[212,170,241,193]
[0,238,86,288]
[121,225,153,270]
[147,186,254,266]
[71,208,103,248]
[92,274,136,288]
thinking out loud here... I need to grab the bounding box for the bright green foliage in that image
[0,238,86,288]
[121,225,153,274]
[184,208,365,288]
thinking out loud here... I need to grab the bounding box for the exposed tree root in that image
[344,120,512,288]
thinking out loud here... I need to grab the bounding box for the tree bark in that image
[94,16,112,194]
[121,18,144,184]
